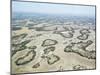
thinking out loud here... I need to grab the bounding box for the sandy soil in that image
[11,23,96,74]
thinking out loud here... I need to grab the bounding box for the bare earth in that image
[11,23,96,74]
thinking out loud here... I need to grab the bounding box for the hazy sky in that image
[12,1,95,17]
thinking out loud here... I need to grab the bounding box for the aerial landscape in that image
[11,1,96,74]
